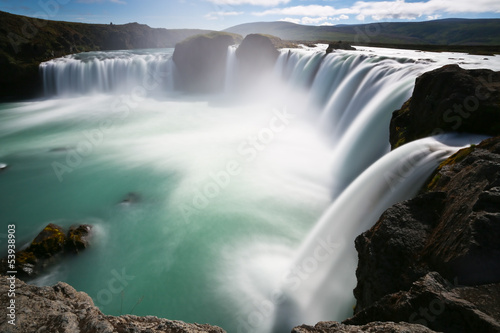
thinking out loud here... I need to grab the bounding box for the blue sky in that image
[1,0,500,30]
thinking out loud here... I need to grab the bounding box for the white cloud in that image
[279,17,302,24]
[301,16,330,24]
[427,14,442,20]
[254,5,341,16]
[205,11,244,20]
[208,0,291,6]
[281,15,347,26]
[356,14,365,21]
[252,0,500,21]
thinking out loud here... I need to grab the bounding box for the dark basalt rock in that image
[353,192,447,312]
[292,321,435,333]
[325,41,355,54]
[345,272,500,333]
[172,32,242,93]
[390,64,500,149]
[293,321,437,333]
[0,276,226,333]
[65,224,92,253]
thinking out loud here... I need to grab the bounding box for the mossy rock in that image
[28,223,66,258]
[425,145,476,192]
[17,251,37,265]
[66,224,92,253]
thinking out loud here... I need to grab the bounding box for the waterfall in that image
[270,134,486,332]
[34,45,499,333]
[270,49,429,196]
[40,49,174,96]
[225,45,238,93]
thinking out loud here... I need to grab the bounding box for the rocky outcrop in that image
[1,223,92,279]
[235,34,280,88]
[292,321,436,333]
[325,41,355,53]
[346,136,500,331]
[390,64,500,149]
[172,32,242,93]
[0,276,225,333]
[346,272,500,333]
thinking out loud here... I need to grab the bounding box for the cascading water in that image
[3,44,500,333]
[270,134,487,332]
[40,49,175,96]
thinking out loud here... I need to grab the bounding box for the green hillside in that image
[225,19,500,46]
[0,10,212,100]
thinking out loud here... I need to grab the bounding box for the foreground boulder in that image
[346,272,500,333]
[172,32,242,93]
[390,64,500,149]
[293,321,436,332]
[0,276,225,333]
[2,223,92,279]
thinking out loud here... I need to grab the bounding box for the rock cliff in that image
[333,65,500,332]
[172,32,242,93]
[0,276,225,333]
[349,137,500,332]
[390,64,500,149]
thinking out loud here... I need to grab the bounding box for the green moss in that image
[29,223,66,258]
[425,144,476,192]
[394,136,407,149]
[438,145,476,169]
[426,173,442,191]
[17,251,37,265]
[66,225,91,252]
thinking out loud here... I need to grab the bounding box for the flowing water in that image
[1,45,499,333]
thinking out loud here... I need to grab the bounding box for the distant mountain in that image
[224,19,500,46]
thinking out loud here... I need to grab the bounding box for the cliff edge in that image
[0,275,225,333]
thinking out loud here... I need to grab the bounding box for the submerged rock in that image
[119,192,141,205]
[173,32,242,93]
[390,64,500,149]
[1,223,93,279]
[65,224,92,253]
[0,163,7,171]
[29,223,66,258]
[0,276,226,333]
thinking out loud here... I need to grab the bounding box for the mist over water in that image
[1,45,500,332]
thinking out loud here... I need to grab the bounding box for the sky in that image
[1,0,500,30]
